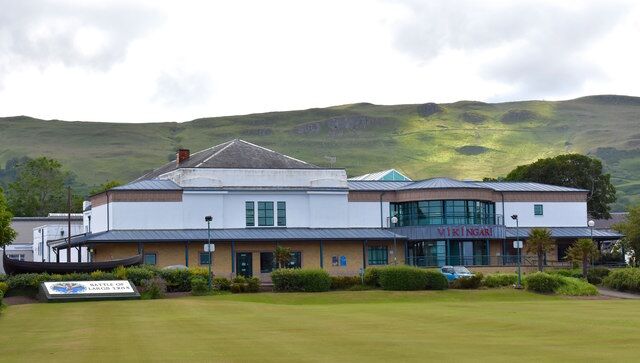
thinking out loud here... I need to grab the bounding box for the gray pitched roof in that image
[348,178,589,192]
[137,139,318,181]
[61,228,405,247]
[112,179,182,191]
[505,227,622,239]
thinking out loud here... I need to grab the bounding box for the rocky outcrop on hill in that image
[500,109,539,123]
[417,103,443,117]
[460,111,487,124]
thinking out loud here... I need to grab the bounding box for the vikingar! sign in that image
[437,226,495,238]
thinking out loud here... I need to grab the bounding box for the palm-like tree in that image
[565,238,599,278]
[274,245,292,269]
[525,228,555,272]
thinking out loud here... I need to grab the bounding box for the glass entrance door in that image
[236,252,253,277]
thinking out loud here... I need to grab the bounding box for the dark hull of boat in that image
[2,253,143,275]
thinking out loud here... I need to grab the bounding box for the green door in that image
[236,252,253,277]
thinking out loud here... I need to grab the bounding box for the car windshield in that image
[453,266,471,274]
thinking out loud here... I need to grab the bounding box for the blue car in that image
[440,266,474,281]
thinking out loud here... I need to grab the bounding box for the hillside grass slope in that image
[1,95,639,210]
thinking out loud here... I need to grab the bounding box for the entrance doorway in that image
[236,252,253,277]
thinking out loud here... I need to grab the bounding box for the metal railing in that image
[406,255,572,268]
[395,213,504,227]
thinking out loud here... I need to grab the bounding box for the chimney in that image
[177,149,190,165]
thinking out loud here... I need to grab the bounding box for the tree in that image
[613,205,640,267]
[90,180,123,195]
[0,188,17,250]
[6,157,78,217]
[525,228,555,272]
[274,246,292,268]
[505,154,616,219]
[565,238,599,277]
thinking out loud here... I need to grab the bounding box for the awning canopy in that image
[55,228,406,249]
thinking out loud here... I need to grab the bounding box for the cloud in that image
[0,0,163,75]
[152,71,214,107]
[390,0,631,99]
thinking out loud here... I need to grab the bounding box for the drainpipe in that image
[106,191,110,231]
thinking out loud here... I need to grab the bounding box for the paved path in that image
[598,287,640,299]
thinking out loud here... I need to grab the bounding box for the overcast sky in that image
[1,0,639,123]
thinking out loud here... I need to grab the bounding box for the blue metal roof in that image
[348,179,588,192]
[506,227,622,239]
[63,228,404,247]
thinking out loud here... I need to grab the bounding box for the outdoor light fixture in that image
[511,214,522,289]
[391,215,399,265]
[205,216,213,291]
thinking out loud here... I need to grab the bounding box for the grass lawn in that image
[1,289,639,362]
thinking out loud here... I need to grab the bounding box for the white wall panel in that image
[503,202,587,227]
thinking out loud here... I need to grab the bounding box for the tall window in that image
[246,201,255,226]
[277,201,286,226]
[287,251,302,268]
[368,246,388,265]
[260,252,275,273]
[258,201,274,226]
[534,204,544,216]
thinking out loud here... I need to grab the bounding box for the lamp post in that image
[588,219,595,267]
[391,215,398,265]
[205,216,213,291]
[511,214,522,289]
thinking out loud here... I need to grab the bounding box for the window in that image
[258,201,274,226]
[143,253,157,265]
[246,201,255,226]
[8,254,26,261]
[199,252,211,265]
[534,204,544,216]
[277,201,286,226]
[287,251,302,268]
[368,246,388,265]
[260,252,275,273]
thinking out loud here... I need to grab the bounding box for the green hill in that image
[1,95,639,210]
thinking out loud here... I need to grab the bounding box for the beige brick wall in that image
[93,239,405,279]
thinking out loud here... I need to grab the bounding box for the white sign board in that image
[43,280,135,295]
[513,240,523,249]
[204,243,215,252]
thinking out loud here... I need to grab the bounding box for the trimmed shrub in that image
[213,277,231,291]
[160,268,192,292]
[0,281,8,295]
[90,270,116,280]
[603,268,640,293]
[230,276,247,293]
[0,289,4,310]
[271,269,331,292]
[125,267,157,286]
[246,277,260,293]
[549,269,583,279]
[555,276,598,296]
[114,266,127,280]
[190,276,208,295]
[378,266,428,291]
[482,273,517,288]
[424,270,449,290]
[524,272,561,293]
[189,267,211,279]
[7,273,50,290]
[364,267,383,287]
[140,277,166,299]
[451,273,484,289]
[0,274,7,282]
[330,276,361,290]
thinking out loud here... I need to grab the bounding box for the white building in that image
[61,139,620,277]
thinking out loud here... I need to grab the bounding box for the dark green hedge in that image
[378,266,448,291]
[271,269,331,292]
[330,276,362,290]
[451,273,484,289]
[524,272,562,293]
